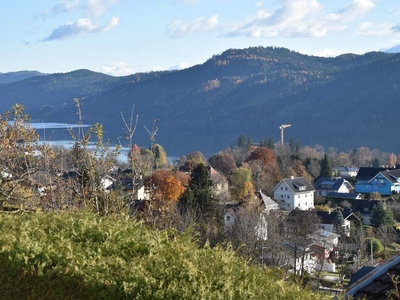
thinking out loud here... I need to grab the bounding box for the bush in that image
[365,237,383,256]
[0,211,328,299]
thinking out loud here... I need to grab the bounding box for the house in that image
[355,167,393,183]
[316,210,360,237]
[256,190,279,212]
[314,177,353,197]
[208,166,229,198]
[332,166,359,178]
[353,199,381,225]
[355,169,400,196]
[325,192,363,200]
[272,176,315,210]
[309,229,340,272]
[223,202,241,228]
[345,254,400,299]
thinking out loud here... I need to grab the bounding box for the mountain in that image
[1,47,400,157]
[384,45,400,53]
[0,70,45,84]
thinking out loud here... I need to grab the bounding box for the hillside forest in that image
[2,47,400,156]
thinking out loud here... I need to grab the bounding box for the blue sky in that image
[1,0,400,76]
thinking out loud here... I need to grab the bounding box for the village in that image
[1,108,400,298]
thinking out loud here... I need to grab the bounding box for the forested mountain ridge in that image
[1,47,399,157]
[0,70,45,84]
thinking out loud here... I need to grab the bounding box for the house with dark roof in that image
[355,169,400,196]
[316,210,360,237]
[353,199,382,225]
[314,177,353,197]
[272,176,315,210]
[325,192,363,200]
[345,254,400,299]
[355,167,395,183]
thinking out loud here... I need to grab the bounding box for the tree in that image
[319,154,332,178]
[151,143,167,168]
[230,167,255,203]
[150,169,189,203]
[245,147,276,168]
[227,207,264,261]
[370,203,395,227]
[178,151,207,173]
[237,134,246,148]
[0,104,54,209]
[178,163,215,218]
[284,210,319,279]
[208,152,237,178]
[334,209,345,237]
[376,224,396,254]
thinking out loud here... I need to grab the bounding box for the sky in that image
[1,0,400,76]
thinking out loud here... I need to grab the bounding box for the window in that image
[305,202,307,206]
[285,187,287,190]
[298,195,300,198]
[281,195,283,198]
[298,203,300,207]
[226,216,230,222]
[281,187,283,190]
[319,191,322,196]
[287,204,290,207]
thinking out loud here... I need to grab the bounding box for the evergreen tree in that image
[334,210,345,236]
[267,138,275,150]
[289,138,295,154]
[237,134,246,148]
[178,164,215,218]
[319,154,332,178]
[296,141,302,153]
[247,137,253,150]
[370,203,395,227]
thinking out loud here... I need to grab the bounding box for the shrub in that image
[0,211,328,299]
[365,237,383,256]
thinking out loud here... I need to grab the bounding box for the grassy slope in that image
[0,211,328,299]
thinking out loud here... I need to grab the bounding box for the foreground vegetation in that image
[0,211,327,299]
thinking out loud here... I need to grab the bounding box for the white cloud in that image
[41,16,118,41]
[255,0,264,8]
[166,15,219,38]
[101,61,134,76]
[355,22,395,36]
[41,0,80,18]
[225,0,375,38]
[314,48,346,57]
[168,62,190,70]
[85,0,118,18]
[331,0,374,23]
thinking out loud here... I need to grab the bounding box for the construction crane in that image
[279,124,291,145]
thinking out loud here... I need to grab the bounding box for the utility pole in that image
[279,124,291,145]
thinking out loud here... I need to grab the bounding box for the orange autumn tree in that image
[245,147,276,167]
[150,169,189,203]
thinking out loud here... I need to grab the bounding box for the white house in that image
[332,166,359,178]
[272,176,315,210]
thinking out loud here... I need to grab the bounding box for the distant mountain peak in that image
[383,45,400,53]
[0,70,45,84]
